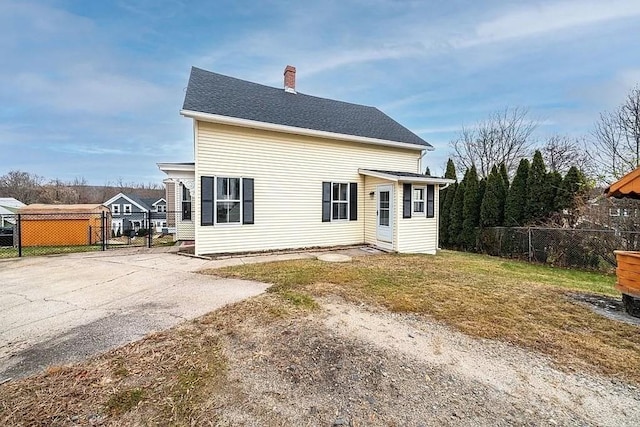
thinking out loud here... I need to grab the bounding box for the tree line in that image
[0,170,163,205]
[439,152,588,250]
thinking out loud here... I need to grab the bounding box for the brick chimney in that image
[284,65,296,93]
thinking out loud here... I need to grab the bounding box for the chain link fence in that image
[0,211,177,259]
[478,227,640,271]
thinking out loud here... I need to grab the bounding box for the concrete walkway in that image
[0,249,271,381]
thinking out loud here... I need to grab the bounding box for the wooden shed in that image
[18,204,111,247]
[604,167,640,314]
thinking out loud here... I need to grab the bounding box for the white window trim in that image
[123,204,132,215]
[214,176,243,226]
[413,186,425,215]
[331,182,350,222]
[111,204,120,215]
[181,184,193,222]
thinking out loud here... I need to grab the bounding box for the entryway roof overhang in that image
[358,169,455,185]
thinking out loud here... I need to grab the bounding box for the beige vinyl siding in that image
[165,182,176,228]
[176,184,195,240]
[195,122,419,255]
[395,183,439,254]
[364,176,390,246]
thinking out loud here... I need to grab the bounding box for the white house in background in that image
[157,162,195,241]
[0,197,25,227]
[175,65,453,256]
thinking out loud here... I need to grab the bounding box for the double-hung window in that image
[123,204,132,215]
[182,185,192,221]
[201,176,254,226]
[332,183,349,220]
[322,181,357,222]
[413,187,425,214]
[216,177,242,224]
[403,184,435,218]
[111,204,120,215]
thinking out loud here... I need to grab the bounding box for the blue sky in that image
[1,0,639,184]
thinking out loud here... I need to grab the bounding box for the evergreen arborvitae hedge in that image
[526,150,550,223]
[504,159,530,226]
[439,159,457,247]
[462,166,480,249]
[480,166,501,227]
[449,180,465,248]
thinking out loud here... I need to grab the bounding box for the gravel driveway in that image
[0,249,268,381]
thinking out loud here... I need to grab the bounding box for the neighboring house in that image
[157,162,195,241]
[0,197,25,227]
[177,65,453,256]
[103,193,167,234]
[18,204,110,246]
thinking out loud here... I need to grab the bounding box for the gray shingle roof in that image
[368,170,437,179]
[182,67,432,148]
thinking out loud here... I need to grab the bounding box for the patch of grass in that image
[0,245,102,259]
[212,250,640,383]
[105,388,145,415]
[278,290,319,309]
[0,320,228,425]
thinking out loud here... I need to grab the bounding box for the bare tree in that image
[450,107,537,178]
[541,134,591,175]
[590,86,640,183]
[0,170,44,204]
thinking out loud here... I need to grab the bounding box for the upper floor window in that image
[111,204,120,215]
[123,204,132,215]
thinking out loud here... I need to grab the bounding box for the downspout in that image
[418,150,428,173]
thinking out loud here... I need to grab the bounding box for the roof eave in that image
[157,162,196,173]
[358,169,456,184]
[181,109,433,152]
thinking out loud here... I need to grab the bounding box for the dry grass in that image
[2,249,638,424]
[211,250,640,383]
[0,319,225,425]
[0,292,311,425]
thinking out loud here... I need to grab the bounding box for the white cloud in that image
[457,0,640,48]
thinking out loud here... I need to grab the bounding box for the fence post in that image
[102,211,106,251]
[148,213,152,248]
[17,213,22,257]
[528,227,532,262]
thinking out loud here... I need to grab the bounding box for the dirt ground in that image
[203,297,640,427]
[2,293,639,426]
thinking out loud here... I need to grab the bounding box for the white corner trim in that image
[180,109,434,152]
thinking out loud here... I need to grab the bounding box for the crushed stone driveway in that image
[0,249,269,381]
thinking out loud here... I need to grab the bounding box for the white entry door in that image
[377,185,393,243]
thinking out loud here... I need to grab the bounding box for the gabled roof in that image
[359,169,455,185]
[104,193,150,211]
[604,168,640,199]
[182,67,433,150]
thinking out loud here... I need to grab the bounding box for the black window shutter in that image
[403,183,412,218]
[349,182,358,221]
[322,182,331,222]
[242,178,254,224]
[201,176,214,226]
[427,185,435,218]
